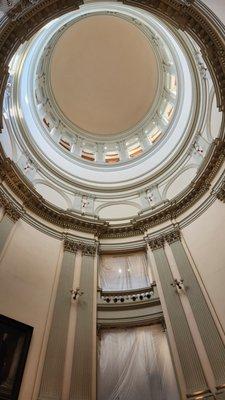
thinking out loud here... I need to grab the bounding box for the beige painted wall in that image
[202,0,225,25]
[183,200,225,332]
[0,219,62,400]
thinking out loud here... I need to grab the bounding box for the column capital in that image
[0,194,23,222]
[164,229,181,244]
[5,204,22,222]
[63,239,79,253]
[81,243,97,256]
[148,236,165,251]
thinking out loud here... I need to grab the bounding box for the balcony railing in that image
[98,283,158,305]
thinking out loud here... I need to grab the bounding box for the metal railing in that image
[98,283,157,304]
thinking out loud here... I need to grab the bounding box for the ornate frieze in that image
[0,143,224,237]
[0,153,108,235]
[148,237,165,251]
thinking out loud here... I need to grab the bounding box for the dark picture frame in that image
[0,314,33,400]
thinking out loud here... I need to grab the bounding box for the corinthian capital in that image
[148,236,165,251]
[63,239,79,253]
[165,229,181,244]
[0,193,22,222]
[81,243,96,256]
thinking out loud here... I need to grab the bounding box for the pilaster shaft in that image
[148,238,208,397]
[166,231,225,389]
[70,244,97,400]
[38,240,77,400]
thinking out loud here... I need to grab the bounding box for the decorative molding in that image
[165,229,181,244]
[0,151,108,235]
[148,236,165,251]
[0,0,225,237]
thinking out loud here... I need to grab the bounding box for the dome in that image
[2,1,211,229]
[50,14,159,136]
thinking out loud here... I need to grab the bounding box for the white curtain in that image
[98,325,180,400]
[99,252,150,291]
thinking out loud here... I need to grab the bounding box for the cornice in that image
[0,0,225,237]
[0,148,109,235]
[0,137,225,237]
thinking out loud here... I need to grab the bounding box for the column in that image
[0,200,22,254]
[69,243,97,400]
[165,230,225,390]
[146,244,155,283]
[148,237,209,398]
[62,249,82,400]
[38,239,78,400]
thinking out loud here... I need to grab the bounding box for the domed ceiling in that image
[1,1,222,234]
[50,15,158,136]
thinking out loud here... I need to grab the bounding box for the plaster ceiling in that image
[50,15,159,136]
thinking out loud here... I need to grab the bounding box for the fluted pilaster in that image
[166,230,225,389]
[148,238,208,397]
[69,244,97,400]
[38,240,77,400]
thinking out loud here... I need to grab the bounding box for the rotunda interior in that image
[0,0,225,399]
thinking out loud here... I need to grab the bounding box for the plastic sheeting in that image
[98,325,180,400]
[99,252,150,291]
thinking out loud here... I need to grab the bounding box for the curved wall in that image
[1,192,225,398]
